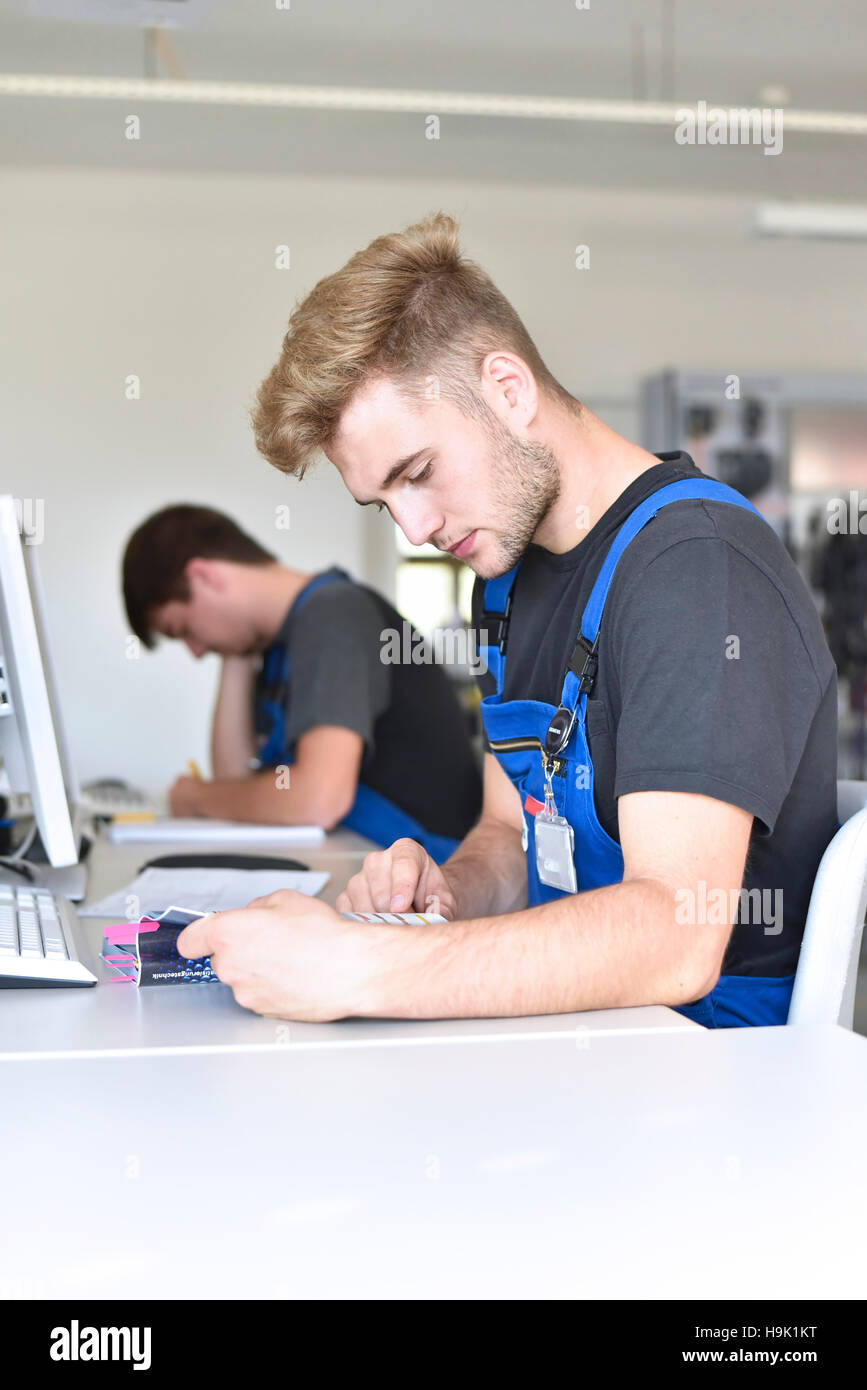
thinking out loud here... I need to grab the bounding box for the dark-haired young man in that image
[121,504,481,857]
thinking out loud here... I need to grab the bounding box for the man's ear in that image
[480,351,539,429]
[185,557,225,593]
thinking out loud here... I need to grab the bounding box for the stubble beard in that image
[474,421,561,579]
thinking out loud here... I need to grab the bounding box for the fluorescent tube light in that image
[755,202,867,240]
[0,74,865,137]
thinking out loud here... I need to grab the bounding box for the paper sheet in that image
[80,866,330,919]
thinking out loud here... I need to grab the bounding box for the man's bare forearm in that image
[441,816,528,920]
[211,656,257,779]
[354,877,719,1019]
[191,765,347,828]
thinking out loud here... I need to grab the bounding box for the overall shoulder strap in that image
[292,566,351,615]
[262,568,351,688]
[257,568,352,766]
[479,564,520,692]
[560,480,763,713]
[580,479,762,646]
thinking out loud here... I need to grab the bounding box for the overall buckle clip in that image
[482,592,513,655]
[570,633,600,697]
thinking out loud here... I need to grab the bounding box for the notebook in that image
[107,819,325,846]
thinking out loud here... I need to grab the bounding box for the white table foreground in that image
[0,988,697,1059]
[2,1023,865,1300]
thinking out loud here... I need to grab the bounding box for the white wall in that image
[2,166,865,792]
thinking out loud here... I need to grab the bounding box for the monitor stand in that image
[0,817,91,902]
[0,859,88,901]
[28,860,88,902]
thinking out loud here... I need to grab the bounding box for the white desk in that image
[3,1023,865,1299]
[0,825,699,1055]
[3,826,865,1300]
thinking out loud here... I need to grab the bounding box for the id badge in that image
[534,812,578,893]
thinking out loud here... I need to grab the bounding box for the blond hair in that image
[252,212,576,477]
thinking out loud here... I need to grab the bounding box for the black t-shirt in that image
[472,453,839,978]
[256,569,482,841]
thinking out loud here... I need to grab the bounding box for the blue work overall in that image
[257,570,460,864]
[479,480,797,1028]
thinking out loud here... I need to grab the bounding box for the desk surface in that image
[4,827,865,1300]
[3,1023,866,1300]
[0,825,699,1054]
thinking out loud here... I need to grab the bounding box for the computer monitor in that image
[0,495,83,887]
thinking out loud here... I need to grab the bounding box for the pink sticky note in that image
[103,918,161,945]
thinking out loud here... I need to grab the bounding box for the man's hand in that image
[335,837,458,919]
[168,774,207,817]
[175,889,380,1021]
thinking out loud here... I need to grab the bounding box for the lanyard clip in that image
[544,704,577,758]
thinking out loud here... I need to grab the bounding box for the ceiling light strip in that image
[0,74,865,136]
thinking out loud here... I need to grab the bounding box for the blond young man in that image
[178,214,837,1027]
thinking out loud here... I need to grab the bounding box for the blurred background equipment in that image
[643,369,867,776]
[811,524,867,780]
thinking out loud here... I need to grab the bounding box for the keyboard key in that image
[0,888,85,979]
[17,910,42,956]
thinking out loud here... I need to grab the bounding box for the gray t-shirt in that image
[472,454,839,979]
[257,571,482,841]
[282,580,391,751]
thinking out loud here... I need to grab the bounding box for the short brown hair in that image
[252,211,576,478]
[122,504,276,648]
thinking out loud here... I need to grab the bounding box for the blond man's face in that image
[325,376,557,579]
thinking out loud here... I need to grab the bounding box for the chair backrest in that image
[787,781,867,1027]
[838,779,867,822]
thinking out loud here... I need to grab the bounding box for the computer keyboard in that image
[0,883,97,987]
[79,779,157,820]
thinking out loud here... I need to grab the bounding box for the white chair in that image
[787,780,867,1027]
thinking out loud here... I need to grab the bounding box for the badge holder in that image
[534,744,578,894]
